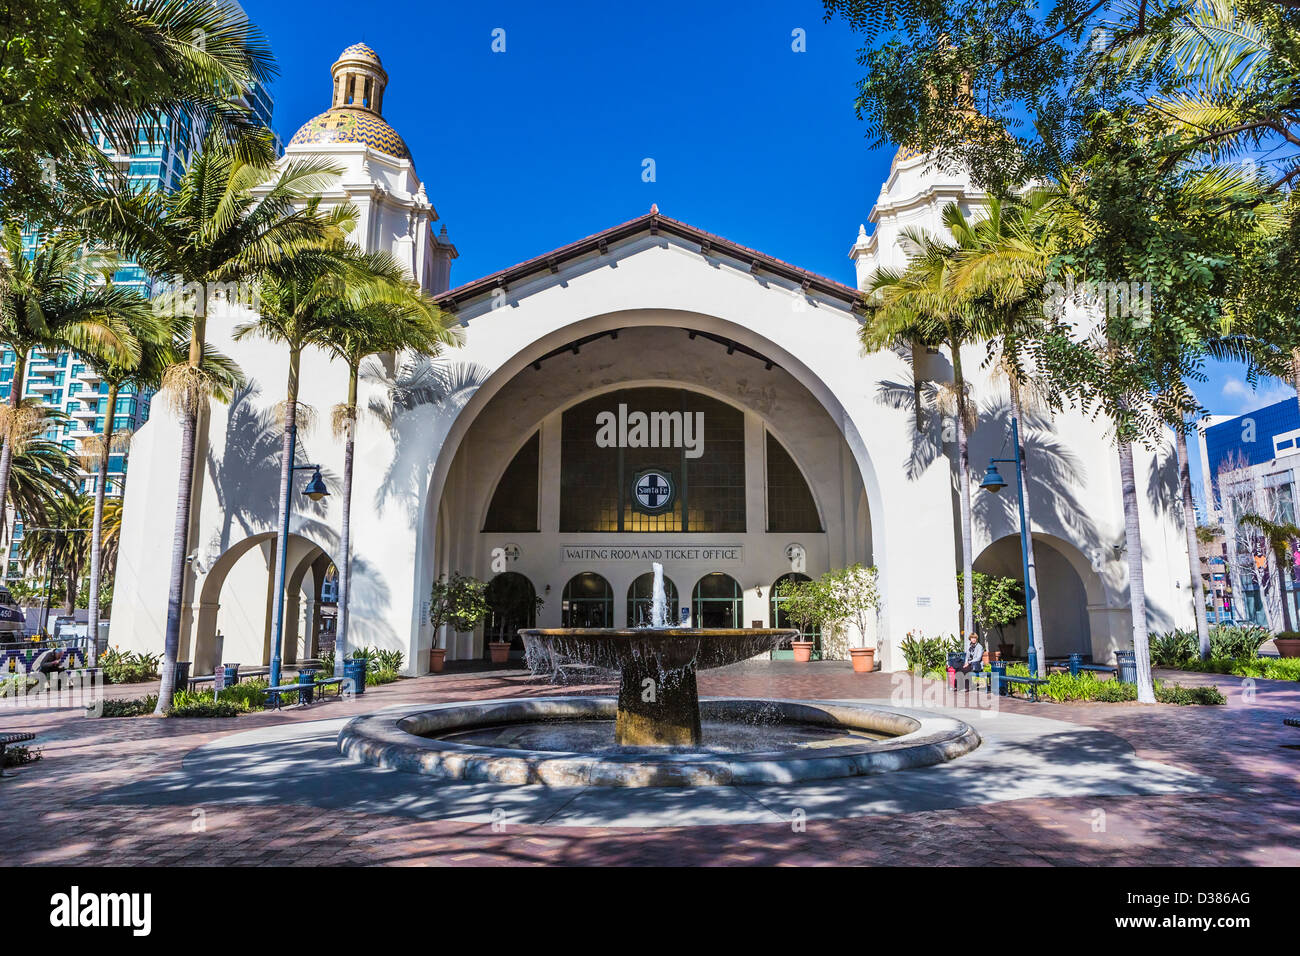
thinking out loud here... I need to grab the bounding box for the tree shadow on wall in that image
[363,355,492,516]
[206,383,337,555]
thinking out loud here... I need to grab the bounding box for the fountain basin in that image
[337,696,982,787]
[520,627,796,746]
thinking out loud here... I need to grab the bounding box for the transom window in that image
[560,387,745,533]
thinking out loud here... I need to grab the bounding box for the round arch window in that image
[562,572,613,628]
[627,572,679,628]
[692,573,742,629]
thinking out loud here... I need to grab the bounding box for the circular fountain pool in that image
[337,696,981,787]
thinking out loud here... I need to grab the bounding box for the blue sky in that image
[243,0,1276,437]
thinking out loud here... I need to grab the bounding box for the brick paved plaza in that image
[2,661,1297,866]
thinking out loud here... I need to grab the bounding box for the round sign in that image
[633,469,674,513]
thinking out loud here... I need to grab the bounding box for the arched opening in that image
[692,572,742,629]
[769,572,819,659]
[561,572,613,627]
[192,531,333,673]
[483,571,536,660]
[627,572,679,627]
[973,534,1095,659]
[424,312,882,663]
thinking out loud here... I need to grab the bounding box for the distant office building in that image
[8,48,277,583]
[1198,396,1300,627]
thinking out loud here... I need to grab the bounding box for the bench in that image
[1001,675,1050,702]
[0,731,35,777]
[264,677,350,710]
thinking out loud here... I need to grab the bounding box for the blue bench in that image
[264,677,348,710]
[1001,675,1049,701]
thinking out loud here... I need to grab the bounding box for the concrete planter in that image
[428,648,446,673]
[849,647,875,673]
[488,641,511,664]
[791,641,814,663]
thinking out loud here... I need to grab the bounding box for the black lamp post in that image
[979,414,1039,675]
[268,448,329,689]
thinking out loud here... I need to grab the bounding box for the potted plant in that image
[827,564,881,673]
[774,576,842,663]
[1274,631,1300,658]
[428,572,488,671]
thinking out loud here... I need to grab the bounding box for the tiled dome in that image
[338,42,381,63]
[288,106,410,159]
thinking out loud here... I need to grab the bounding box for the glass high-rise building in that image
[7,73,278,581]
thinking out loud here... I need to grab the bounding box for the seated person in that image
[956,633,984,688]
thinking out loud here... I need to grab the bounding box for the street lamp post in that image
[979,414,1039,676]
[268,422,329,689]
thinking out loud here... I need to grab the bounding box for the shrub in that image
[900,632,947,674]
[371,648,405,673]
[216,679,267,710]
[168,692,242,718]
[1151,629,1196,666]
[366,667,400,686]
[2,745,41,767]
[0,675,38,697]
[1209,624,1270,661]
[1156,683,1226,705]
[97,695,159,717]
[100,648,161,684]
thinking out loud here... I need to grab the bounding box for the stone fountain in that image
[337,563,982,787]
[521,562,793,746]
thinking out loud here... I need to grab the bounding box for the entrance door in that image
[692,573,742,629]
[769,572,821,659]
[562,572,614,627]
[483,572,537,661]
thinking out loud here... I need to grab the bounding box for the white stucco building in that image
[111,44,1196,674]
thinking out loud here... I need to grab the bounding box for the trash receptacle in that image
[222,663,239,688]
[990,660,1008,696]
[1116,649,1137,683]
[1068,652,1082,677]
[343,657,366,696]
[172,661,191,699]
[297,668,317,705]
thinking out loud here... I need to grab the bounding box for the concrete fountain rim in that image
[337,696,982,787]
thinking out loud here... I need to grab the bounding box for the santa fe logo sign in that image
[633,469,674,513]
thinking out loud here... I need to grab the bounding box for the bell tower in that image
[330,44,389,114]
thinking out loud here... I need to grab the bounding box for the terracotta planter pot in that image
[982,651,991,667]
[791,641,814,663]
[428,648,446,673]
[1274,637,1300,658]
[992,650,1002,662]
[488,641,512,664]
[849,647,875,673]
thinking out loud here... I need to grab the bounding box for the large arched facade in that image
[424,318,877,661]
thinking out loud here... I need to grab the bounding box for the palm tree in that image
[863,230,979,639]
[80,311,177,647]
[3,415,80,545]
[945,192,1058,675]
[84,130,352,712]
[320,257,460,678]
[1,0,278,225]
[1236,512,1300,633]
[235,247,440,682]
[20,491,94,621]
[0,224,145,531]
